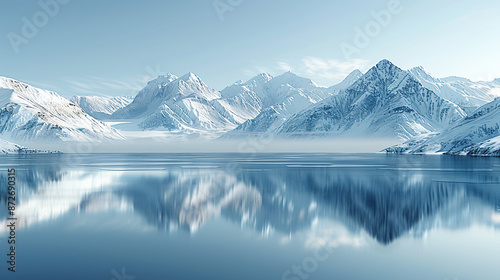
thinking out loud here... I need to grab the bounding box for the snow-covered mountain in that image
[111,71,340,135]
[275,60,467,139]
[111,73,238,133]
[222,71,358,138]
[0,77,123,142]
[216,73,273,124]
[70,95,133,119]
[409,66,500,114]
[385,97,500,155]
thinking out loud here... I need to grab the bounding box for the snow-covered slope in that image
[222,71,357,138]
[216,73,272,124]
[0,138,56,154]
[70,95,133,119]
[385,97,500,155]
[112,73,179,119]
[275,60,467,139]
[409,67,500,114]
[0,77,123,142]
[111,73,237,133]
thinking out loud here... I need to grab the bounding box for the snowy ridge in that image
[385,97,500,155]
[409,66,500,114]
[0,77,123,142]
[222,71,359,138]
[328,69,363,92]
[70,95,133,119]
[112,73,237,133]
[275,60,466,139]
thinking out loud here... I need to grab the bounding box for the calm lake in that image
[0,153,499,280]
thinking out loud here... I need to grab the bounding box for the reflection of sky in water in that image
[0,154,499,280]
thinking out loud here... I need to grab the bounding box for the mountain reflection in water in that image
[1,153,499,247]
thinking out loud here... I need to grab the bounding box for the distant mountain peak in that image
[329,69,363,91]
[247,73,273,84]
[147,73,178,86]
[375,59,397,69]
[348,69,363,76]
[271,71,317,88]
[409,66,438,82]
[411,66,431,75]
[179,72,200,82]
[343,69,363,82]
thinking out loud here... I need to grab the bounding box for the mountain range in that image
[1,59,500,155]
[275,60,467,139]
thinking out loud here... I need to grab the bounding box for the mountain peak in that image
[148,73,178,86]
[344,69,363,81]
[366,59,405,79]
[375,59,397,69]
[179,72,200,82]
[409,66,436,81]
[275,71,301,80]
[411,66,429,74]
[329,69,363,90]
[245,73,273,85]
[272,71,316,88]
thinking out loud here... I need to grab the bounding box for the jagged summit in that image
[179,72,201,82]
[244,73,273,85]
[147,73,178,85]
[375,59,397,69]
[330,69,363,91]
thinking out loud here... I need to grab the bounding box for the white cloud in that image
[302,57,369,82]
[277,61,293,72]
[65,64,166,97]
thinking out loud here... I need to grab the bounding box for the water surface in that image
[0,153,499,280]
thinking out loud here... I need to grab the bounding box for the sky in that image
[1,0,500,98]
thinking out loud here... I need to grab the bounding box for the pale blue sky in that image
[1,0,499,97]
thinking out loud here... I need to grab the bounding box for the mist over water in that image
[18,138,403,154]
